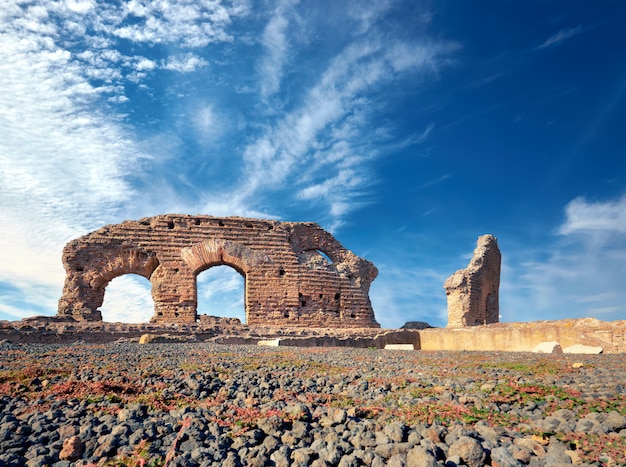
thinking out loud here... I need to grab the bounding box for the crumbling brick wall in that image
[444,234,501,327]
[57,215,379,328]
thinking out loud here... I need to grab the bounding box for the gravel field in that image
[0,342,625,467]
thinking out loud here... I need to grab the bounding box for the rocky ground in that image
[1,342,625,467]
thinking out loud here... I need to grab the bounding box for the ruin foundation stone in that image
[57,215,379,328]
[444,234,501,327]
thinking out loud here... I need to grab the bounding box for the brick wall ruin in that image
[57,215,379,328]
[444,234,501,327]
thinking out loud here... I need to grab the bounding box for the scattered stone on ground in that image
[563,344,603,355]
[532,341,563,354]
[1,342,625,466]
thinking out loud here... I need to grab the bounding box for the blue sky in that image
[1,0,625,328]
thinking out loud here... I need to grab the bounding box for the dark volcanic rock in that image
[401,321,432,330]
[1,343,625,466]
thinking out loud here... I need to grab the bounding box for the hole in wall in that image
[316,250,333,263]
[298,250,333,269]
[100,274,153,323]
[197,265,245,322]
[167,221,175,229]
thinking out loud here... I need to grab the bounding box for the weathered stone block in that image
[533,341,563,353]
[563,344,603,354]
[383,344,415,350]
[258,339,281,347]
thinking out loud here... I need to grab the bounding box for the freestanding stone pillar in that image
[444,234,501,327]
[57,215,379,328]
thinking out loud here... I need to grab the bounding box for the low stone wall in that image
[419,318,626,353]
[2,317,624,353]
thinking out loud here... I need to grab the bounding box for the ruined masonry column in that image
[444,234,501,327]
[150,264,197,323]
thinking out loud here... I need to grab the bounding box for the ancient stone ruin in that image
[57,215,379,328]
[444,234,501,327]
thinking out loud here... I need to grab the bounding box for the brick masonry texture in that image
[57,215,379,328]
[444,234,501,327]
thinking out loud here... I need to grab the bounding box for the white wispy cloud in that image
[377,123,435,155]
[162,54,208,72]
[66,0,96,15]
[0,17,146,290]
[370,262,450,328]
[348,0,394,34]
[242,34,456,226]
[112,0,249,47]
[258,0,297,99]
[0,279,61,320]
[0,0,252,321]
[414,123,435,144]
[558,194,626,235]
[3,1,246,103]
[537,26,582,49]
[297,169,365,201]
[192,104,226,143]
[197,266,245,319]
[502,194,626,323]
[99,275,154,323]
[419,174,452,189]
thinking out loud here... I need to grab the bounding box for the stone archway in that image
[57,215,379,328]
[57,246,159,321]
[177,239,267,323]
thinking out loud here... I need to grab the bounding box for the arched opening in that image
[196,265,246,322]
[316,249,333,264]
[297,249,333,269]
[99,274,154,323]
